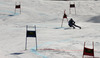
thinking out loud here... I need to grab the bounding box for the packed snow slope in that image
[0,0,100,58]
[46,0,100,1]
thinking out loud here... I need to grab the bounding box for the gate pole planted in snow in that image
[69,2,76,14]
[15,2,21,14]
[25,25,37,51]
[61,10,68,27]
[25,25,28,50]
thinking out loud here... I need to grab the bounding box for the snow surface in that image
[44,0,100,1]
[0,0,100,58]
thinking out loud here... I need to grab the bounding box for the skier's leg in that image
[74,24,81,29]
[72,25,75,29]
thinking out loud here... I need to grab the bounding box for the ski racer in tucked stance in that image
[68,18,81,29]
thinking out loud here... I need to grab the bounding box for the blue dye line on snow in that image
[31,42,54,58]
[0,10,19,15]
[0,2,19,16]
[31,48,48,58]
[0,10,20,18]
[31,39,72,58]
[54,27,66,29]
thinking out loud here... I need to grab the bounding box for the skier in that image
[68,18,81,29]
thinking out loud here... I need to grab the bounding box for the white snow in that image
[0,0,100,58]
